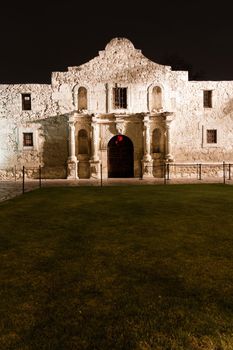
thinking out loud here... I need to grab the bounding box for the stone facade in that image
[0,37,233,179]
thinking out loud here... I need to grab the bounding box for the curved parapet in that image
[105,37,135,53]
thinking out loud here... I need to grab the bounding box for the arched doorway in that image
[108,135,134,178]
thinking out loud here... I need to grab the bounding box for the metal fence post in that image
[167,163,170,180]
[22,166,25,194]
[223,161,226,184]
[229,163,231,180]
[199,163,202,180]
[139,161,143,180]
[164,163,167,185]
[39,165,42,188]
[100,163,103,187]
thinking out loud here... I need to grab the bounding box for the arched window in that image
[151,86,162,111]
[78,87,87,111]
[152,128,162,153]
[78,129,88,154]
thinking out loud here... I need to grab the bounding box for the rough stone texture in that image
[0,37,233,179]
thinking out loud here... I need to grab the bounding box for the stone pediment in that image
[57,37,172,85]
[104,37,136,54]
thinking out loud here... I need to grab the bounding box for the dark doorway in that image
[108,135,134,178]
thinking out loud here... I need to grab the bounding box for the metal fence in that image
[0,162,232,197]
[0,166,67,198]
[141,162,232,185]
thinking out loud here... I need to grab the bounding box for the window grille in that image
[23,132,33,146]
[207,129,217,143]
[113,87,127,109]
[22,93,31,110]
[203,90,212,108]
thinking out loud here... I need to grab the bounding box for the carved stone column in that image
[164,113,175,162]
[67,117,78,179]
[69,124,76,161]
[91,121,99,162]
[90,116,100,179]
[143,118,152,161]
[142,115,153,177]
[165,122,172,161]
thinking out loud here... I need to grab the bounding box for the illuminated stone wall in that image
[0,37,233,179]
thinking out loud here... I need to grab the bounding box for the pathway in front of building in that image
[0,177,232,203]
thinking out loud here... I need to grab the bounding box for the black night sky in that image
[1,0,233,83]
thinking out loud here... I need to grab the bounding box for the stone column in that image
[165,122,172,161]
[67,117,78,179]
[90,116,100,179]
[91,121,99,162]
[142,115,153,177]
[164,113,175,162]
[143,117,152,162]
[69,123,76,161]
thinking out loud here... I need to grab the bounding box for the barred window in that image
[22,93,31,110]
[23,132,33,147]
[113,87,127,109]
[203,90,212,108]
[207,129,217,143]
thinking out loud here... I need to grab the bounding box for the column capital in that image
[68,113,76,123]
[143,115,150,123]
[91,113,100,123]
[69,122,76,129]
[162,112,175,124]
[91,122,98,129]
[166,122,171,130]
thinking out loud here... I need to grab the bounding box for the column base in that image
[142,160,153,177]
[67,159,78,179]
[89,160,101,179]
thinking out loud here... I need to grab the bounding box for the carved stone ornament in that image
[116,122,125,135]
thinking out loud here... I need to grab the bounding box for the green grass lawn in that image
[0,185,233,350]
